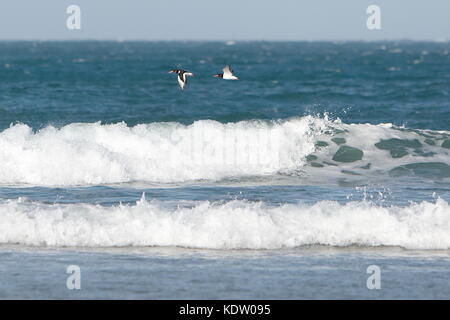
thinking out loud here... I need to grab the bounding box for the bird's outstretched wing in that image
[223,65,233,77]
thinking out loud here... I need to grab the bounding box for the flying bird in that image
[213,65,239,80]
[169,69,194,90]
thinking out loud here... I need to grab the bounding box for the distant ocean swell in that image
[1,195,449,249]
[0,115,449,186]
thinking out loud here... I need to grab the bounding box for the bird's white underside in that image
[223,74,239,80]
[176,72,193,90]
[177,76,185,90]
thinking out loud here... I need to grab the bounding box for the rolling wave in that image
[0,116,449,186]
[1,195,449,249]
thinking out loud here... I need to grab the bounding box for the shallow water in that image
[1,245,449,299]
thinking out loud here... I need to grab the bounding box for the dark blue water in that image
[0,41,449,299]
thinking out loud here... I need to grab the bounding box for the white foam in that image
[1,196,449,249]
[0,116,449,186]
[0,117,326,186]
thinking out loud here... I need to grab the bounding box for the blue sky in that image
[0,0,449,40]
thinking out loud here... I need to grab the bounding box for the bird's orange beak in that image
[213,74,220,77]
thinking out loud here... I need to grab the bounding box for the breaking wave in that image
[1,196,449,249]
[0,116,449,186]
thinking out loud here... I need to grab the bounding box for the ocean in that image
[0,41,449,299]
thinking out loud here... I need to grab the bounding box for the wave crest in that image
[1,196,449,249]
[1,116,449,186]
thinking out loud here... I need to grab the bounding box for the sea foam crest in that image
[1,116,449,186]
[0,117,325,185]
[0,196,449,249]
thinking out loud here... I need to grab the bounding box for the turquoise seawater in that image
[0,41,449,299]
[1,41,449,129]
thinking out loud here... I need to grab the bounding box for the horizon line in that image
[0,38,448,43]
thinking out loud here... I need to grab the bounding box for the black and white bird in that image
[213,65,239,80]
[168,69,194,90]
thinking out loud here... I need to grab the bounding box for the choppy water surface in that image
[0,41,449,299]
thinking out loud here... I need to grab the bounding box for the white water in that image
[0,116,449,186]
[0,117,323,185]
[1,196,449,249]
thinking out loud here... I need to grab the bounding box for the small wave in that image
[0,196,449,249]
